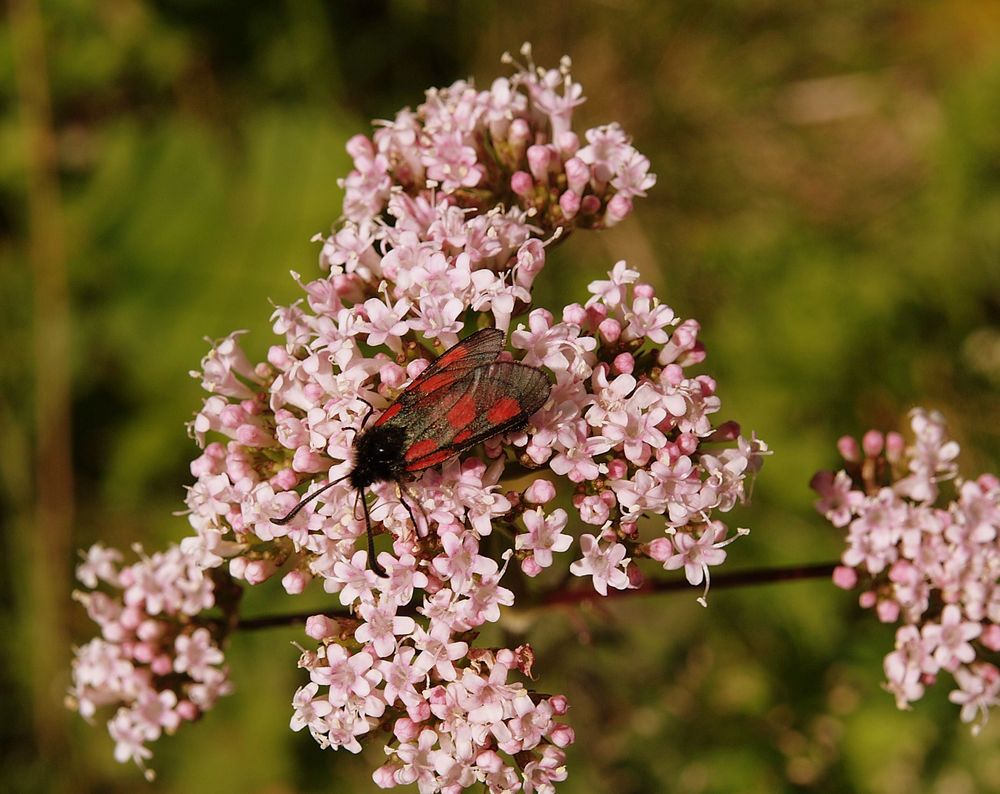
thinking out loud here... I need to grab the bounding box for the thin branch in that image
[539,561,839,607]
[233,561,839,631]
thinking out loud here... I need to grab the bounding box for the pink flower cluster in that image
[294,620,572,792]
[71,47,766,787]
[68,543,232,778]
[812,408,1000,731]
[339,42,653,241]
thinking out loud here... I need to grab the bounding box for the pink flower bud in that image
[662,363,684,386]
[379,362,406,389]
[580,194,601,214]
[508,118,531,147]
[303,383,325,403]
[133,642,154,664]
[550,723,576,747]
[859,590,877,608]
[521,557,543,577]
[598,318,622,344]
[267,344,293,369]
[229,556,248,580]
[407,358,430,380]
[557,130,580,156]
[549,694,569,715]
[634,282,655,299]
[613,352,635,374]
[151,655,173,676]
[476,750,504,774]
[305,614,337,641]
[832,566,857,589]
[406,699,431,723]
[604,193,633,226]
[676,433,699,456]
[245,559,277,585]
[119,606,142,630]
[696,375,717,395]
[102,623,125,643]
[626,562,644,589]
[558,189,580,219]
[646,537,673,562]
[511,170,534,198]
[709,421,741,442]
[190,452,217,478]
[888,560,913,583]
[268,469,295,493]
[372,764,398,789]
[393,717,421,742]
[240,398,262,416]
[885,431,905,463]
[527,145,551,181]
[236,424,274,448]
[176,700,199,721]
[136,619,163,642]
[524,478,556,504]
[876,599,900,623]
[837,435,861,463]
[862,430,884,458]
[226,455,253,483]
[562,303,587,325]
[292,446,328,473]
[586,302,608,326]
[564,157,589,194]
[981,624,1000,652]
[345,133,373,160]
[282,570,309,595]
[220,405,248,429]
[606,458,628,480]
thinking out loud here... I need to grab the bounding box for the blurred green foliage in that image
[2,1,998,792]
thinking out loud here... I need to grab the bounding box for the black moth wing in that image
[373,328,505,428]
[387,361,551,473]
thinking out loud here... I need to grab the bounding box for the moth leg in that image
[396,481,429,545]
[359,488,387,578]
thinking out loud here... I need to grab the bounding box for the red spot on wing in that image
[414,371,459,394]
[405,448,454,471]
[433,344,469,370]
[374,402,403,426]
[486,396,523,424]
[447,393,477,428]
[404,438,438,462]
[453,428,474,444]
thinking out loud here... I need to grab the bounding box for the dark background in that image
[2,1,999,792]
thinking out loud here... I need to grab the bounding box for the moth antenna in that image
[359,491,388,577]
[271,473,350,526]
[357,397,376,429]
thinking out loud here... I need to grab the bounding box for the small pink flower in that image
[569,532,630,596]
[516,508,572,572]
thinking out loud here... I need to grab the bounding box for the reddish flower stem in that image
[234,561,839,631]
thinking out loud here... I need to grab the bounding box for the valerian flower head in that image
[67,544,231,778]
[71,46,766,790]
[814,408,1000,732]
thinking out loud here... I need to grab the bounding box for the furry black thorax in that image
[349,425,408,490]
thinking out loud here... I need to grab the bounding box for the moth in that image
[272,328,551,576]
